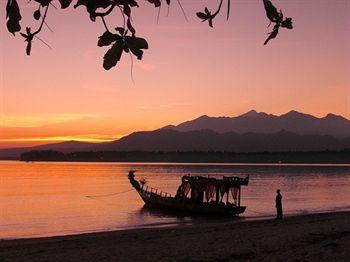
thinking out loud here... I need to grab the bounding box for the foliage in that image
[5,0,293,70]
[262,0,293,45]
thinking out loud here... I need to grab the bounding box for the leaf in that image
[103,41,124,70]
[74,0,112,21]
[125,36,148,50]
[58,0,73,9]
[263,0,281,23]
[264,26,279,45]
[125,37,148,60]
[20,27,34,55]
[74,0,113,10]
[263,1,293,44]
[196,12,208,21]
[127,0,139,8]
[146,0,161,8]
[281,17,293,29]
[33,9,41,20]
[98,31,118,47]
[115,27,125,35]
[197,1,222,28]
[33,0,53,7]
[125,36,148,60]
[130,48,143,60]
[6,0,22,35]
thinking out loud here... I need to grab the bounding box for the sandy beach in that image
[1,211,349,261]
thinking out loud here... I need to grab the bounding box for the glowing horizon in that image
[0,135,119,144]
[1,108,350,149]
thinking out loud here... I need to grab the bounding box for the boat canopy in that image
[182,175,249,188]
[177,174,249,206]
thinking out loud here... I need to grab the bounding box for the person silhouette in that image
[275,189,283,219]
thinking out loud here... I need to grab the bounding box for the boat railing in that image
[143,185,172,198]
[223,175,249,186]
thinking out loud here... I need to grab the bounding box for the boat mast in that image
[226,188,229,204]
[238,186,241,207]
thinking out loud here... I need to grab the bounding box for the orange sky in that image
[1,0,349,148]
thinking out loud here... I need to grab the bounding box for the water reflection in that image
[1,161,350,239]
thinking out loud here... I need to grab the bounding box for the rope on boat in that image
[85,189,133,198]
[85,190,273,217]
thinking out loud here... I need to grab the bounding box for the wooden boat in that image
[128,171,249,216]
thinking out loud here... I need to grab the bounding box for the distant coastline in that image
[19,150,350,164]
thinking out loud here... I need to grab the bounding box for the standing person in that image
[275,189,283,219]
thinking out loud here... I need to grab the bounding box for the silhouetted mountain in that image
[2,110,350,159]
[162,110,350,138]
[0,141,94,159]
[90,129,350,152]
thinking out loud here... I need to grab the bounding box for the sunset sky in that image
[1,0,349,148]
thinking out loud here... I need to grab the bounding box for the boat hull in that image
[137,190,246,216]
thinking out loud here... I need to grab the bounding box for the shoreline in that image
[17,150,350,164]
[1,211,349,261]
[2,209,348,241]
[2,208,349,241]
[2,159,350,166]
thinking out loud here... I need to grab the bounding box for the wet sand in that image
[1,211,349,261]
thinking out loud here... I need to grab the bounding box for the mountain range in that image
[162,110,350,138]
[90,129,350,152]
[1,110,350,159]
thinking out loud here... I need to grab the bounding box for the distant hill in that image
[162,110,350,138]
[0,141,94,159]
[2,110,350,159]
[90,129,350,152]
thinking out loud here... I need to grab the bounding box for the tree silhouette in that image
[6,0,293,70]
[262,0,293,45]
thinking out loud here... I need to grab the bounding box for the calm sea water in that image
[1,161,350,239]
